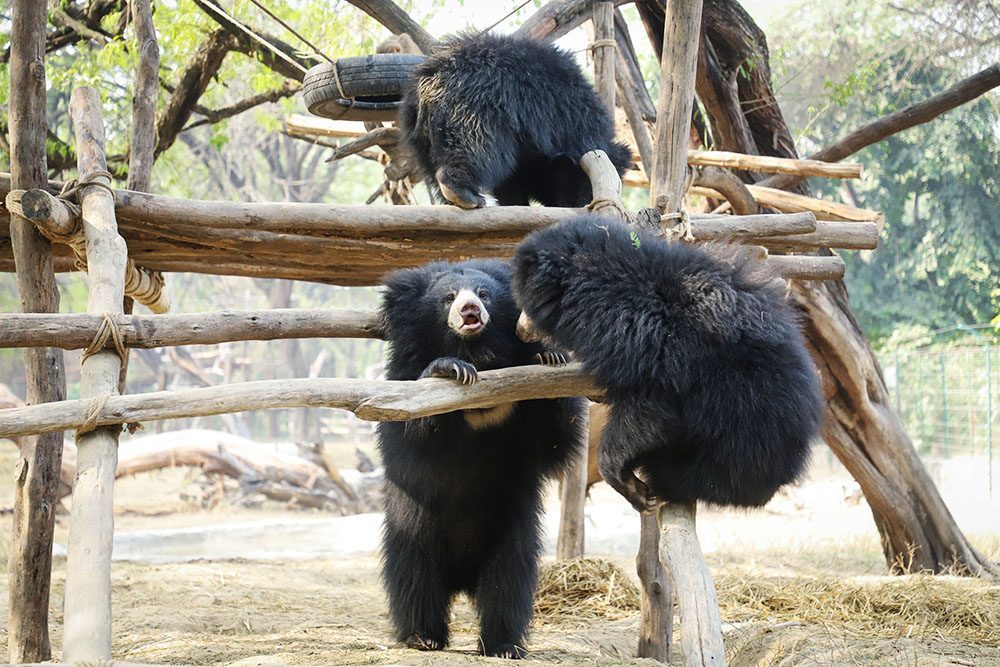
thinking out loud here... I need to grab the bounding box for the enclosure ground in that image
[0,553,997,666]
[0,450,997,666]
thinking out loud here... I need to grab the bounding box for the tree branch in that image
[345,0,437,54]
[183,82,302,131]
[193,0,316,81]
[155,29,237,157]
[760,64,1000,191]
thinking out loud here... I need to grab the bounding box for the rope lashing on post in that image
[589,38,618,50]
[77,313,141,437]
[587,197,635,223]
[58,169,116,201]
[80,312,128,365]
[76,392,112,437]
[661,209,695,242]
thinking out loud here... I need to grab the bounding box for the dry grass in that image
[535,557,640,621]
[716,573,1000,645]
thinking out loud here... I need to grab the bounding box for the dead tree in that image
[639,0,998,578]
[6,0,67,661]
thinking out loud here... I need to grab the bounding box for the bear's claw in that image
[403,634,445,651]
[535,350,568,366]
[420,357,479,385]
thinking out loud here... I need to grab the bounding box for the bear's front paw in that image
[535,349,569,366]
[482,642,527,659]
[403,633,445,651]
[419,357,479,385]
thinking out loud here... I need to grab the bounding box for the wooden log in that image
[554,3,617,561]
[6,188,170,312]
[763,220,879,251]
[6,0,68,660]
[0,308,385,349]
[691,165,757,215]
[345,0,436,54]
[284,114,367,140]
[624,169,883,223]
[127,0,158,193]
[637,511,672,662]
[514,0,630,42]
[768,254,845,281]
[687,149,862,179]
[647,1,726,664]
[658,502,724,666]
[0,364,602,439]
[692,184,883,222]
[62,86,128,663]
[556,406,589,560]
[648,0,702,217]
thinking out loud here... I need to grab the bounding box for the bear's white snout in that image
[448,289,490,336]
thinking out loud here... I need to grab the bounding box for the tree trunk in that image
[640,0,997,578]
[6,0,67,660]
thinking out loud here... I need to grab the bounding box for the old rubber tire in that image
[303,54,425,122]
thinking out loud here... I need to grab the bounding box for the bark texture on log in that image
[6,0,66,660]
[127,0,159,193]
[345,0,436,54]
[0,308,385,349]
[62,86,128,662]
[0,365,602,439]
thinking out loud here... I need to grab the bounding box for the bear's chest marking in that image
[463,402,516,430]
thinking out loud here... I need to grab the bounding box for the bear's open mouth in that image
[460,313,482,333]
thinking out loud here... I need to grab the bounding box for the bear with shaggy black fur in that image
[399,33,633,209]
[377,258,584,659]
[512,215,823,511]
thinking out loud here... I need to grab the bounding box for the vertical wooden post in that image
[637,511,672,662]
[555,0,617,561]
[62,86,129,662]
[647,1,725,665]
[6,0,68,662]
[650,0,703,216]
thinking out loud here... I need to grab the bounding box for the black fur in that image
[377,258,584,658]
[399,33,633,208]
[511,216,824,510]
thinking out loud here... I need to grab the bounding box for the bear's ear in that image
[381,266,436,310]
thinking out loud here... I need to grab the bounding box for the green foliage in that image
[768,0,999,344]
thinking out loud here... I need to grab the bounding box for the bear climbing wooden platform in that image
[0,0,890,664]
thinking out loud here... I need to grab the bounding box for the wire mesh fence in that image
[880,332,998,500]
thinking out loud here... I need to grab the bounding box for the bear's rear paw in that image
[403,633,445,651]
[535,349,568,366]
[419,357,479,385]
[482,642,528,659]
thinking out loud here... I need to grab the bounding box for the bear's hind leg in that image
[474,524,539,658]
[382,524,452,650]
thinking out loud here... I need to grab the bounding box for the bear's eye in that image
[444,291,456,304]
[478,289,490,300]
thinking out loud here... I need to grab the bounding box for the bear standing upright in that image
[377,259,584,659]
[399,33,633,208]
[512,215,824,511]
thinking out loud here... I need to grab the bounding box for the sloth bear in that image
[398,33,633,209]
[512,215,824,511]
[377,258,584,659]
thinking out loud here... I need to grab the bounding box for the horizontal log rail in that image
[283,116,863,180]
[0,308,384,349]
[685,150,861,179]
[0,364,602,439]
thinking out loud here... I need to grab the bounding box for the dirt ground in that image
[0,447,998,666]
